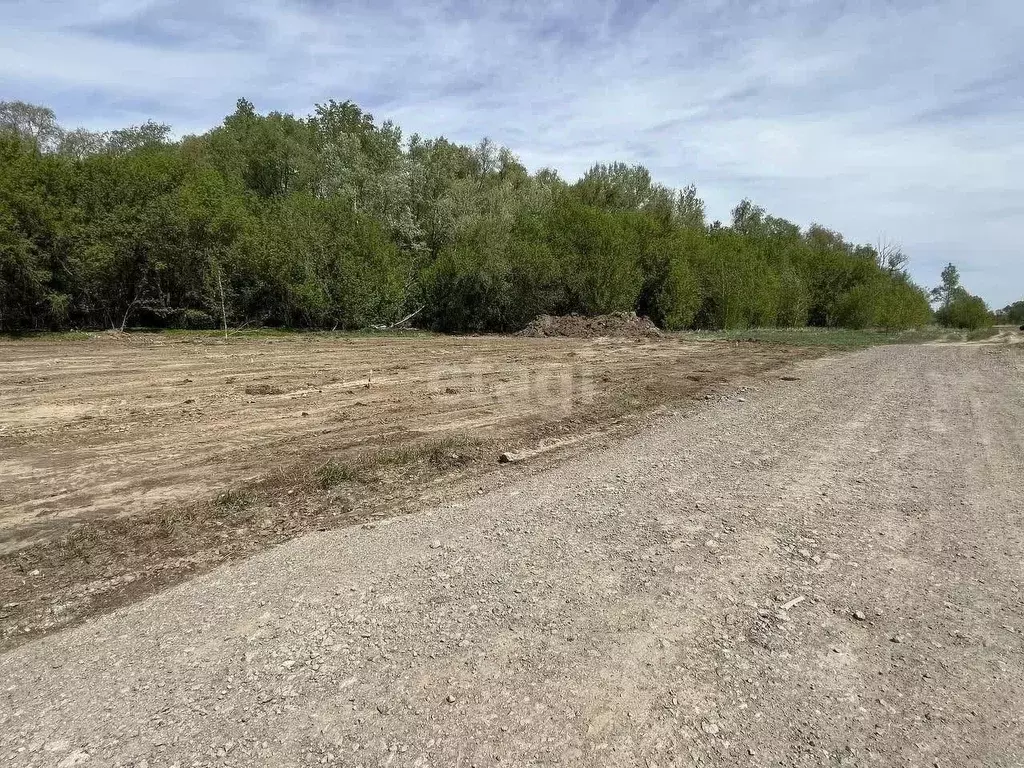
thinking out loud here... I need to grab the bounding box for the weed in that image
[677,326,947,348]
[966,327,999,341]
[244,383,285,396]
[316,460,362,489]
[214,488,257,509]
[367,446,417,469]
[426,435,476,469]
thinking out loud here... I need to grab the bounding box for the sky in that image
[2,0,1021,307]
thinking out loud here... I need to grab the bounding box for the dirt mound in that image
[518,312,662,339]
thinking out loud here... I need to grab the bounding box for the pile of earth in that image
[518,312,662,339]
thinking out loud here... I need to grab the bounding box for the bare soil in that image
[0,331,813,648]
[518,311,661,338]
[1,342,1021,766]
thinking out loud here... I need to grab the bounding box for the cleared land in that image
[1,341,1022,766]
[0,331,814,646]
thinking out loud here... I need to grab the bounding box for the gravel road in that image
[2,343,1022,767]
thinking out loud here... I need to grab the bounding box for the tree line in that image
[928,263,998,331]
[0,98,955,334]
[996,300,1024,326]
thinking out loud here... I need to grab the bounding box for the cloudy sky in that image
[2,0,1021,306]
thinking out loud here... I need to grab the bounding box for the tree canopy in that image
[996,300,1024,325]
[1,98,935,334]
[929,262,994,330]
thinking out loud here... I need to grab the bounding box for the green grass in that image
[160,327,438,340]
[1,326,439,342]
[965,326,999,341]
[677,326,951,348]
[0,329,95,341]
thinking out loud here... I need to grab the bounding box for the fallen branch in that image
[388,306,424,329]
[226,319,255,338]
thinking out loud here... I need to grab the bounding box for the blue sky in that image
[2,0,1021,306]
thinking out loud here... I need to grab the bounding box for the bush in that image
[939,293,992,330]
[178,308,217,329]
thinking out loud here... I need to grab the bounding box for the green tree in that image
[0,99,940,336]
[930,263,962,311]
[997,301,1024,324]
[942,292,992,330]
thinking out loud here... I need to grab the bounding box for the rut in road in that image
[1,343,1022,767]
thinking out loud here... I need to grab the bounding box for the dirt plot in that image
[0,331,814,646]
[3,343,1021,766]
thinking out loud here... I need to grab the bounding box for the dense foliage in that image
[929,263,994,330]
[1,98,935,333]
[996,300,1024,325]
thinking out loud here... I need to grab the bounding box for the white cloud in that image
[2,0,1021,305]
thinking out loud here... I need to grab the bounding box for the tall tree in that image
[930,263,962,310]
[0,100,63,151]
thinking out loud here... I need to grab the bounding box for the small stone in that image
[446,694,456,704]
[56,751,90,768]
[854,611,867,621]
[890,635,904,644]
[798,548,811,558]
[430,540,443,549]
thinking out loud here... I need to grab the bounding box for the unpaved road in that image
[2,343,1023,767]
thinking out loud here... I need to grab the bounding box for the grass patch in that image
[678,326,948,348]
[244,383,285,396]
[315,460,363,489]
[151,327,439,341]
[214,488,258,511]
[966,326,999,341]
[1,327,440,343]
[0,330,94,342]
[426,435,477,470]
[364,446,418,469]
[313,435,478,490]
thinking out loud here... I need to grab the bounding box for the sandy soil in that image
[0,332,812,647]
[0,332,806,550]
[1,342,1021,766]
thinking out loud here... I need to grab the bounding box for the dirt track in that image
[2,343,1023,766]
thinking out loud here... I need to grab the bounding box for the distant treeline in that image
[1,98,940,333]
